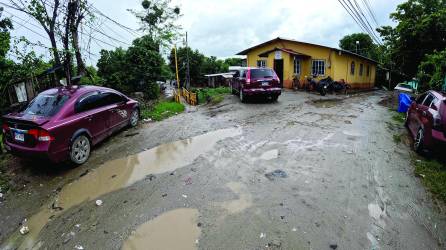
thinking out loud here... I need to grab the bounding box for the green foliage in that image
[80,66,103,85]
[141,101,185,121]
[97,36,164,100]
[414,158,446,202]
[339,33,378,60]
[392,112,406,124]
[377,0,446,81]
[132,0,181,46]
[223,58,244,67]
[417,49,446,91]
[168,47,228,87]
[97,48,130,92]
[194,87,231,104]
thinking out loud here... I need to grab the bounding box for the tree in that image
[417,49,446,91]
[132,0,181,46]
[8,0,92,83]
[223,58,244,67]
[8,0,63,67]
[339,33,378,60]
[377,0,446,78]
[168,47,230,87]
[97,36,165,100]
[0,7,13,108]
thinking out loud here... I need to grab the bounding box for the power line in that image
[343,0,378,43]
[362,0,379,26]
[89,5,142,38]
[338,0,382,45]
[351,0,382,43]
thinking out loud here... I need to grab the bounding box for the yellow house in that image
[237,37,377,89]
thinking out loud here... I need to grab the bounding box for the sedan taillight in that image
[28,128,55,142]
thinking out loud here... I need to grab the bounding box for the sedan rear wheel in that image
[414,128,424,153]
[70,135,91,165]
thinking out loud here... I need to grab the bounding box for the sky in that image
[5,0,404,66]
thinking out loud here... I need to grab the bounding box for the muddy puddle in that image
[308,99,343,108]
[122,208,200,250]
[3,127,241,250]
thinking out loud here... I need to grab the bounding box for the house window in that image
[351,61,355,75]
[257,59,266,68]
[312,60,325,76]
[367,65,370,76]
[294,57,301,74]
[359,64,364,76]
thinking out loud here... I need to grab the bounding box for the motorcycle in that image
[306,75,328,96]
[326,78,351,94]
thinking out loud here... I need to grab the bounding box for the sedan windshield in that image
[23,94,69,117]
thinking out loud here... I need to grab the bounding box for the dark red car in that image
[231,67,281,102]
[2,85,139,165]
[406,90,446,152]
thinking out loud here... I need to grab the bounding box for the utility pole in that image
[185,32,191,90]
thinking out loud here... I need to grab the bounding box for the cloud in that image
[172,0,403,57]
[8,0,404,65]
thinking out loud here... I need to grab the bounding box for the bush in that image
[193,87,231,104]
[145,83,160,100]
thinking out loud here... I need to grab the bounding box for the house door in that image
[274,59,284,88]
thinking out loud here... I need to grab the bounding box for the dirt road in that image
[1,90,445,249]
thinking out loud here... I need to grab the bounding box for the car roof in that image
[39,85,121,99]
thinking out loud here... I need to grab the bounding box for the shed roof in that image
[237,37,378,64]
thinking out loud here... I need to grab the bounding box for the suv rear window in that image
[23,94,69,117]
[250,69,274,78]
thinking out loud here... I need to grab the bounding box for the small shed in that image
[204,73,234,88]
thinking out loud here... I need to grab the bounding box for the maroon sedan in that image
[231,67,281,102]
[2,85,139,165]
[406,90,446,153]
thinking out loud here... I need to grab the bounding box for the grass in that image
[193,87,231,105]
[0,134,9,193]
[391,111,406,124]
[141,101,185,121]
[414,158,446,202]
[393,134,402,143]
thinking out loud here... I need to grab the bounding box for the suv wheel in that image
[414,128,424,153]
[130,109,139,127]
[240,88,246,103]
[70,135,91,165]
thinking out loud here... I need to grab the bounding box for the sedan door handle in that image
[85,116,93,122]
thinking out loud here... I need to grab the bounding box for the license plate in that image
[262,82,269,86]
[14,132,25,142]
